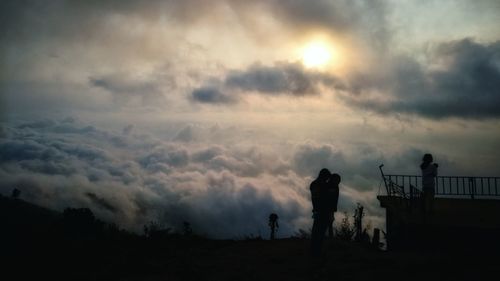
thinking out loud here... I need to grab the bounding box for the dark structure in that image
[377,164,500,250]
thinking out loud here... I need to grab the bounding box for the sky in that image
[1,0,500,238]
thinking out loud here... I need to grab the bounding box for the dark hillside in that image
[0,194,62,242]
[1,196,499,281]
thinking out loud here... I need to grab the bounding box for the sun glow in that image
[301,41,333,68]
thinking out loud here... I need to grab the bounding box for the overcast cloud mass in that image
[1,0,500,238]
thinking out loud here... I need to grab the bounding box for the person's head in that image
[421,153,434,169]
[317,168,331,181]
[422,153,433,163]
[330,173,341,185]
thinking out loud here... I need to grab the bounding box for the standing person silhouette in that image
[421,153,438,218]
[327,173,340,238]
[310,168,332,258]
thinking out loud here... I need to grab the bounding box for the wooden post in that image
[372,228,380,249]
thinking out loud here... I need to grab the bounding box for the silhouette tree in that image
[268,213,279,240]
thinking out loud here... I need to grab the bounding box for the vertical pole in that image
[496,178,498,196]
[372,228,380,250]
[389,175,392,196]
[488,178,491,196]
[462,177,465,196]
[469,177,475,199]
[481,178,484,196]
[379,164,389,196]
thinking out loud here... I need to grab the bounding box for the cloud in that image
[19,160,77,176]
[190,62,345,104]
[292,143,346,177]
[86,192,117,213]
[6,1,498,121]
[190,87,236,104]
[264,0,391,50]
[89,73,168,106]
[0,119,311,236]
[0,140,48,162]
[0,117,490,237]
[3,118,437,237]
[138,147,189,170]
[122,124,134,135]
[343,38,500,119]
[173,125,197,142]
[226,63,318,96]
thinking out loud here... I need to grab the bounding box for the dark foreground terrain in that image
[2,195,499,281]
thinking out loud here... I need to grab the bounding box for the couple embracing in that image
[309,168,340,258]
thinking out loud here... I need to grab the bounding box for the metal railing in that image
[382,174,500,199]
[379,164,500,199]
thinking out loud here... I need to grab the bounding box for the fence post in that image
[435,177,438,195]
[469,177,475,199]
[388,175,392,196]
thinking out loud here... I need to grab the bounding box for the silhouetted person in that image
[327,173,340,238]
[268,213,279,240]
[421,153,438,218]
[310,168,332,258]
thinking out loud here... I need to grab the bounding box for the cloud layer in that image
[0,119,308,237]
[343,39,500,119]
[2,1,499,120]
[189,39,500,120]
[1,118,430,237]
[190,62,345,104]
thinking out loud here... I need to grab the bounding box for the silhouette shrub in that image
[143,221,172,240]
[336,212,355,241]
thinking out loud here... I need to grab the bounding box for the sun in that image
[301,41,332,68]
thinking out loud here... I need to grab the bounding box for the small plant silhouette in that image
[336,212,355,241]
